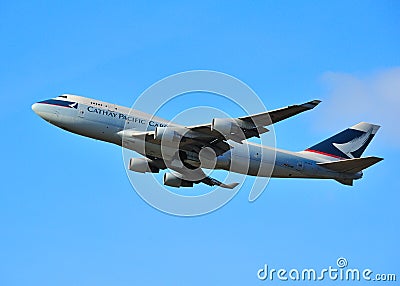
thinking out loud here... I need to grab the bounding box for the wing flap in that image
[166,168,239,189]
[201,176,239,189]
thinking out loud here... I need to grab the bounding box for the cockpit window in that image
[58,95,67,98]
[39,99,78,109]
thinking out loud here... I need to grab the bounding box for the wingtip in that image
[303,99,321,109]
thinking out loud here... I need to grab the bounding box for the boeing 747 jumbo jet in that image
[32,94,382,188]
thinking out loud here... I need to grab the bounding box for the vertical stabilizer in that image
[306,122,380,159]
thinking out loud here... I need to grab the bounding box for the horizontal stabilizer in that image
[317,156,383,173]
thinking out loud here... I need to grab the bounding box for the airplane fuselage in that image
[32,95,362,183]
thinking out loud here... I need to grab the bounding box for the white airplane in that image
[32,94,382,188]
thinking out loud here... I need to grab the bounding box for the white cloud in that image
[317,67,400,148]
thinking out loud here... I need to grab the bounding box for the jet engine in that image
[211,118,244,142]
[163,172,194,188]
[128,157,160,173]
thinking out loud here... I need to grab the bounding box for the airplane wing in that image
[239,99,321,127]
[121,100,320,189]
[188,99,321,134]
[181,99,321,153]
[120,99,321,157]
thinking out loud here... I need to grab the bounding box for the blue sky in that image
[1,1,399,285]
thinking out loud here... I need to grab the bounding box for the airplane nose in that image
[31,103,40,114]
[31,102,51,119]
[32,101,60,123]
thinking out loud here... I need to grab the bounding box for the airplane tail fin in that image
[305,122,380,159]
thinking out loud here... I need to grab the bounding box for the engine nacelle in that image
[154,127,183,143]
[211,118,244,142]
[128,158,159,173]
[163,173,194,188]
